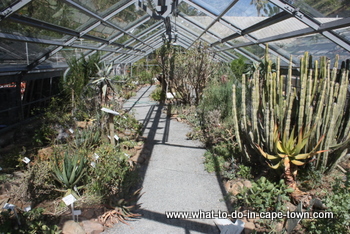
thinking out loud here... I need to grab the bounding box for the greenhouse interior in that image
[0,0,350,233]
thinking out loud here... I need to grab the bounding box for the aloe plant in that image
[52,152,87,194]
[90,62,116,105]
[255,125,327,198]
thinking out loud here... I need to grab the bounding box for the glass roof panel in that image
[226,0,280,17]
[269,33,350,62]
[250,17,339,39]
[209,22,236,38]
[0,39,55,65]
[178,1,207,16]
[109,4,146,30]
[131,18,159,36]
[223,0,281,29]
[71,0,129,16]
[196,0,232,14]
[334,26,350,42]
[227,36,251,45]
[242,44,265,59]
[114,34,132,44]
[290,0,350,17]
[17,0,92,31]
[0,19,68,40]
[86,23,117,39]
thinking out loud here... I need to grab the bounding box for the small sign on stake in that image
[62,194,77,206]
[114,134,119,141]
[3,203,15,210]
[22,157,31,164]
[73,210,81,216]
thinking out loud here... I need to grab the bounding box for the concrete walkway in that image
[103,85,228,234]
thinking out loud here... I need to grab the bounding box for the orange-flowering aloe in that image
[255,125,327,201]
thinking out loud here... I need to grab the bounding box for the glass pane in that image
[334,26,350,42]
[290,0,350,17]
[109,4,146,30]
[208,22,236,38]
[131,18,159,36]
[226,0,280,17]
[243,44,265,58]
[270,34,350,63]
[178,1,207,16]
[86,24,118,39]
[71,0,129,15]
[193,0,231,15]
[17,0,93,31]
[0,39,54,65]
[0,19,68,40]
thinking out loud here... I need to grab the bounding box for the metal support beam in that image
[185,0,297,65]
[212,11,292,46]
[0,0,33,21]
[189,0,239,47]
[268,0,350,52]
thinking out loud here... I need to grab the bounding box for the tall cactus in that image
[233,45,350,193]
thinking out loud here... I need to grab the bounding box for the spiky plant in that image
[232,45,350,204]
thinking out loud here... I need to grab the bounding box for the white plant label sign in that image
[22,157,31,164]
[62,194,76,206]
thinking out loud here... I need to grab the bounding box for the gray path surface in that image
[103,85,228,234]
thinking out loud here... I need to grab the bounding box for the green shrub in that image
[86,144,132,197]
[151,86,165,101]
[303,173,350,233]
[235,177,293,212]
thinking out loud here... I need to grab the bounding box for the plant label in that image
[114,134,119,141]
[62,194,76,206]
[22,157,30,164]
[24,206,31,212]
[73,210,81,216]
[101,107,120,116]
[3,203,15,210]
[69,128,74,134]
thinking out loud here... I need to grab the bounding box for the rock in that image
[82,220,104,234]
[62,220,85,234]
[12,171,25,179]
[38,147,53,161]
[243,180,252,189]
[244,220,255,234]
[82,209,95,219]
[225,181,244,195]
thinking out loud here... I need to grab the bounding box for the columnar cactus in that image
[233,45,350,176]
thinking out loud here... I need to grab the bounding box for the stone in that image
[82,220,104,234]
[82,209,95,219]
[244,221,255,234]
[225,181,244,195]
[62,220,85,234]
[243,180,252,189]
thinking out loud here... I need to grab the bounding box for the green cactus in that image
[232,45,350,202]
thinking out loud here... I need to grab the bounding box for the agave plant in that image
[255,125,327,202]
[52,152,87,196]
